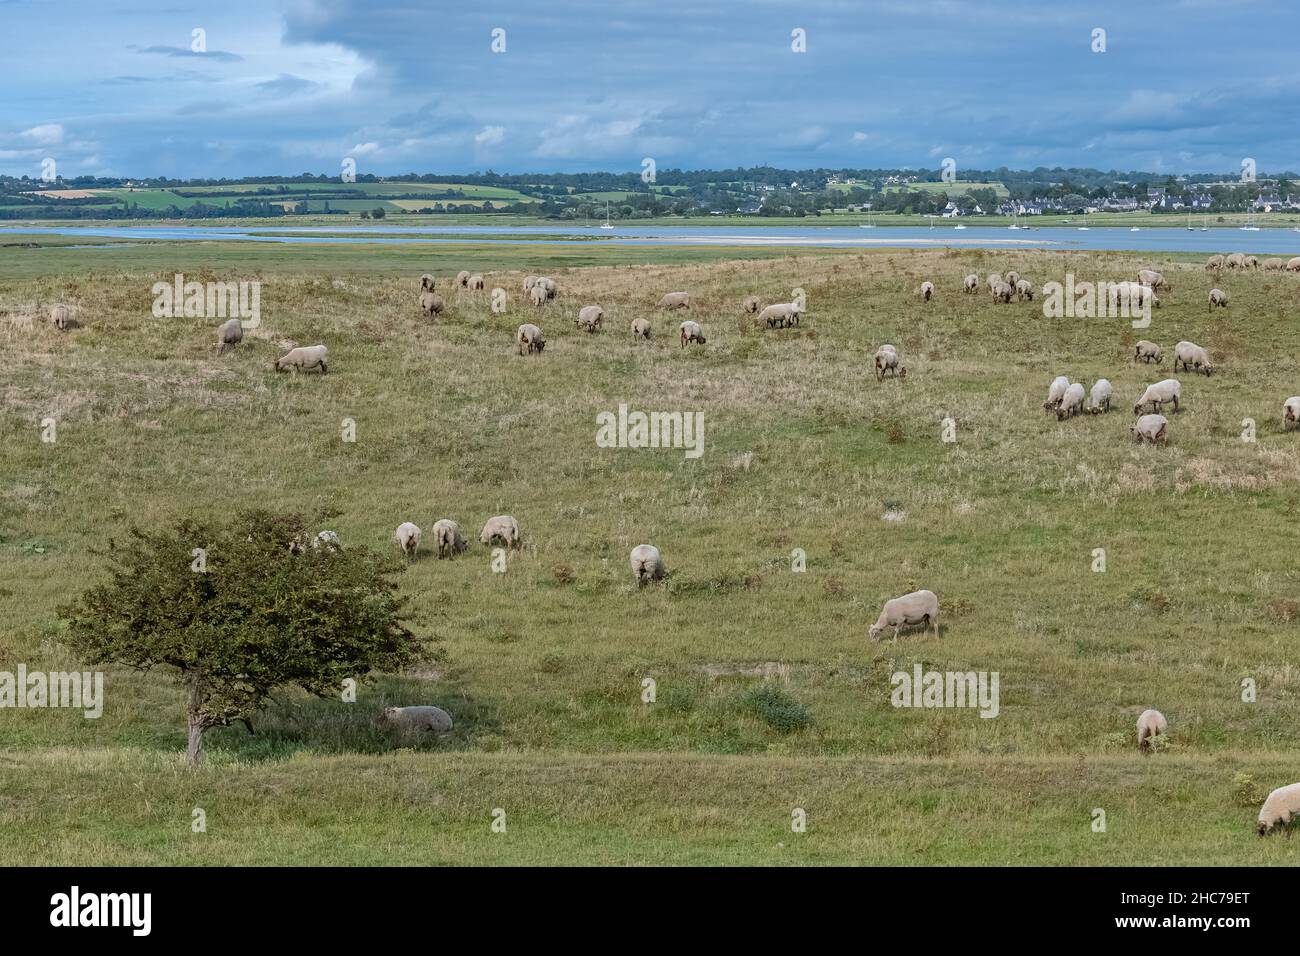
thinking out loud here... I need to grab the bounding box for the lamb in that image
[874,344,904,380]
[1205,254,1225,272]
[467,274,485,291]
[1287,257,1300,272]
[1208,288,1229,310]
[1087,378,1113,414]
[274,344,328,373]
[919,281,934,302]
[1056,382,1086,420]
[629,544,665,583]
[1133,379,1181,415]
[1134,340,1163,364]
[480,514,521,549]
[1173,341,1213,376]
[631,317,652,341]
[529,283,548,307]
[963,274,979,294]
[1137,269,1169,292]
[1131,413,1169,445]
[516,323,545,355]
[679,320,706,347]
[1015,279,1034,302]
[1263,258,1286,271]
[456,270,471,288]
[1136,709,1168,752]
[576,304,604,333]
[758,303,802,329]
[1256,782,1300,836]
[431,518,467,558]
[419,291,445,317]
[383,705,453,734]
[869,589,939,641]
[990,281,1013,303]
[1284,397,1300,431]
[420,274,436,292]
[1043,375,1070,410]
[742,295,762,313]
[49,304,70,330]
[1225,252,1246,269]
[216,317,243,354]
[395,522,421,559]
[659,291,691,310]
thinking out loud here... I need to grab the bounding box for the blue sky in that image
[3,0,1298,178]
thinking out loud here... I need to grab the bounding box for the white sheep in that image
[1087,378,1113,414]
[758,303,802,329]
[1136,708,1167,751]
[538,277,558,300]
[919,281,934,302]
[480,514,521,549]
[990,280,1013,303]
[963,274,979,294]
[529,284,548,307]
[1225,252,1246,269]
[1173,341,1213,376]
[1134,379,1181,415]
[420,274,436,292]
[869,589,940,641]
[522,275,539,293]
[1015,279,1034,301]
[1243,255,1259,270]
[419,291,444,317]
[629,544,665,583]
[431,518,467,558]
[1205,254,1225,272]
[1285,397,1300,431]
[467,274,485,291]
[631,317,652,341]
[1131,413,1169,445]
[1133,340,1163,364]
[456,270,471,288]
[659,291,691,310]
[274,344,328,373]
[1257,782,1300,836]
[1137,269,1169,292]
[874,344,904,380]
[679,320,706,347]
[1208,288,1229,310]
[1004,270,1021,289]
[384,705,452,733]
[395,522,422,559]
[987,272,1003,291]
[1057,382,1086,420]
[216,318,243,355]
[576,305,604,333]
[49,304,70,330]
[1287,257,1300,272]
[1264,258,1286,271]
[516,323,545,355]
[1043,375,1070,410]
[742,295,762,313]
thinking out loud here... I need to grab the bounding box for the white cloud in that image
[349,141,380,156]
[474,125,505,146]
[20,124,64,146]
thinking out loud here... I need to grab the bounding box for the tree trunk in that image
[186,676,206,766]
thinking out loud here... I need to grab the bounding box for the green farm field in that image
[3,240,1300,864]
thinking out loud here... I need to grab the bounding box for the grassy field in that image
[3,241,1300,864]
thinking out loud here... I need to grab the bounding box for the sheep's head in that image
[868,624,883,641]
[1257,820,1272,837]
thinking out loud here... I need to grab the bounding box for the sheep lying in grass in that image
[742,295,762,313]
[419,291,444,317]
[432,519,467,558]
[516,323,545,355]
[420,274,436,292]
[874,344,904,380]
[1257,782,1300,836]
[1208,288,1229,310]
[1043,375,1070,411]
[963,274,979,294]
[467,274,485,291]
[1136,708,1167,752]
[480,514,521,549]
[1087,379,1113,414]
[456,270,471,288]
[629,544,665,583]
[1134,340,1163,364]
[384,705,452,733]
[49,304,70,330]
[758,303,802,329]
[395,522,421,559]
[217,318,243,355]
[659,291,691,310]
[869,589,939,641]
[1056,382,1086,420]
[1015,279,1034,302]
[631,318,652,341]
[274,344,328,373]
[1134,379,1181,415]
[679,320,706,347]
[1132,413,1169,445]
[920,281,934,302]
[1173,341,1213,376]
[576,305,604,333]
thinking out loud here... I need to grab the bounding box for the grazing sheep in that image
[1284,397,1300,431]
[274,344,328,374]
[1004,270,1021,289]
[466,274,485,291]
[758,302,802,329]
[216,317,243,355]
[1243,255,1259,270]
[1287,257,1300,272]
[987,273,1003,292]
[1137,269,1169,292]
[742,295,762,313]
[869,589,940,641]
[1208,288,1229,310]
[963,274,979,294]
[480,514,521,549]
[1056,382,1086,420]
[1136,709,1168,752]
[384,705,453,733]
[419,291,445,317]
[516,323,545,355]
[1015,278,1034,302]
[395,522,421,559]
[1131,283,1159,310]
[1257,782,1300,836]
[659,291,691,310]
[631,317,652,341]
[1205,254,1225,272]
[1132,413,1169,445]
[1173,341,1213,376]
[1264,258,1286,271]
[456,270,471,288]
[529,283,548,307]
[313,530,340,551]
[920,281,934,302]
[1087,378,1113,414]
[431,518,467,558]
[576,305,604,333]
[49,304,70,330]
[420,274,436,292]
[523,275,540,293]
[874,344,904,381]
[679,320,706,348]
[1134,378,1181,415]
[990,281,1013,303]
[629,544,665,583]
[1134,340,1163,364]
[538,277,558,300]
[1043,375,1070,410]
[1225,252,1246,270]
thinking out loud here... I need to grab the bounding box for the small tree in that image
[371,207,386,219]
[61,510,418,765]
